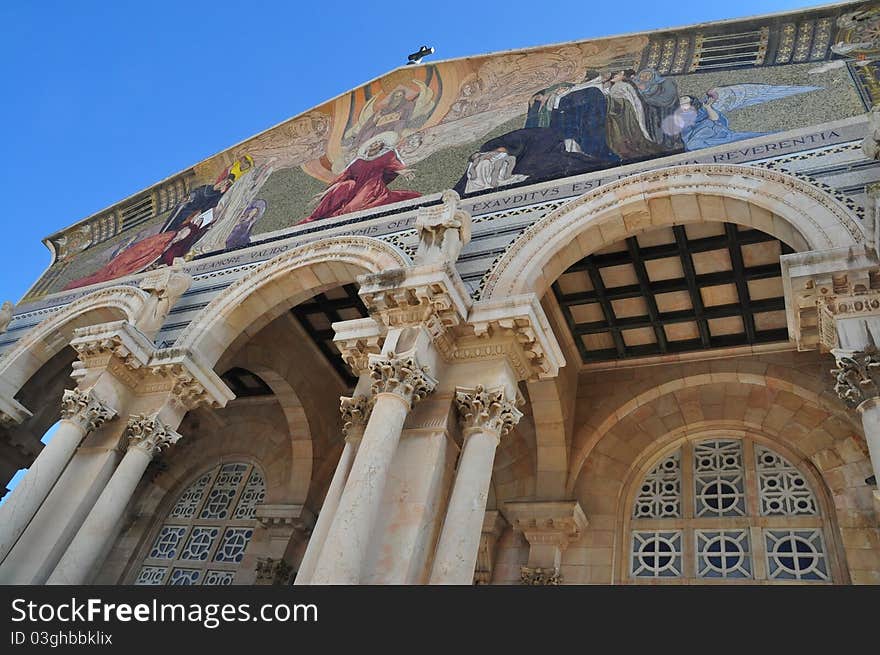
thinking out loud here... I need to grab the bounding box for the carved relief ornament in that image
[125,414,181,456]
[455,385,523,438]
[369,351,437,407]
[59,388,117,433]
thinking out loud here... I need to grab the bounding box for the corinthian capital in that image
[455,385,522,438]
[125,414,181,456]
[831,348,880,408]
[60,388,117,432]
[369,351,437,407]
[339,394,373,441]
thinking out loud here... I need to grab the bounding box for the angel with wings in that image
[662,83,822,151]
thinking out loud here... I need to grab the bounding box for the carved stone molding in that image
[145,348,235,410]
[60,388,117,433]
[0,395,33,428]
[504,500,588,559]
[333,318,384,376]
[358,263,471,358]
[255,557,294,585]
[466,294,565,381]
[255,504,314,535]
[125,414,181,456]
[413,189,472,266]
[369,351,437,407]
[520,566,562,586]
[831,348,880,409]
[340,394,373,441]
[69,320,154,386]
[781,245,880,352]
[455,385,523,438]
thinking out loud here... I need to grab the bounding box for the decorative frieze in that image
[831,348,880,408]
[59,388,117,433]
[340,394,373,441]
[369,352,437,407]
[125,414,181,456]
[455,385,522,438]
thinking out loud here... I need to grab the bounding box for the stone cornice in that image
[69,320,154,377]
[255,504,315,534]
[358,262,471,359]
[0,395,33,428]
[466,294,565,381]
[146,348,235,410]
[503,500,588,550]
[782,245,880,351]
[332,318,385,376]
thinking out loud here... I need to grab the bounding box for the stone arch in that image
[221,349,314,505]
[176,236,409,368]
[567,369,852,493]
[481,165,864,301]
[0,285,149,397]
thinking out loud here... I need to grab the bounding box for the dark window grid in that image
[290,284,368,388]
[553,224,794,363]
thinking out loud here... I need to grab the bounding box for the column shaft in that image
[0,419,87,563]
[47,446,152,584]
[858,400,880,486]
[430,429,499,584]
[311,393,409,584]
[293,439,357,585]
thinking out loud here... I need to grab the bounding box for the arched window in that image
[134,462,265,585]
[627,437,832,583]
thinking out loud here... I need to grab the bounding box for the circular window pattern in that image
[630,438,830,583]
[134,462,265,585]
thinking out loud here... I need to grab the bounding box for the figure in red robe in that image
[299,134,420,224]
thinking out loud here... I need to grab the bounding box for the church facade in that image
[1,1,880,585]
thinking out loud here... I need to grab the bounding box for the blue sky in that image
[0,0,832,305]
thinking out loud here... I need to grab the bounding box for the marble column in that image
[311,352,436,584]
[0,388,115,564]
[47,414,180,585]
[831,348,880,491]
[293,394,370,585]
[429,385,522,584]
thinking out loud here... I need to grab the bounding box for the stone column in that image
[310,352,436,584]
[831,348,880,503]
[47,414,180,585]
[294,394,370,585]
[0,388,115,564]
[429,385,522,584]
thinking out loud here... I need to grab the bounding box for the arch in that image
[0,285,149,397]
[176,236,409,368]
[567,369,851,494]
[481,165,865,301]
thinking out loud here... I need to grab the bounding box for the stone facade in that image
[1,3,880,585]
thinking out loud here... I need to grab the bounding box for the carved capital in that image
[339,394,373,441]
[60,388,117,433]
[125,414,181,456]
[520,566,562,586]
[455,385,522,439]
[255,557,294,585]
[831,348,880,409]
[369,351,437,408]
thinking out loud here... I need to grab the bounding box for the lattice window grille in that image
[169,472,212,519]
[628,438,831,583]
[633,450,681,518]
[234,469,266,520]
[695,530,752,579]
[764,530,829,581]
[631,531,683,578]
[755,445,817,516]
[135,462,263,586]
[200,463,248,520]
[693,439,746,517]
